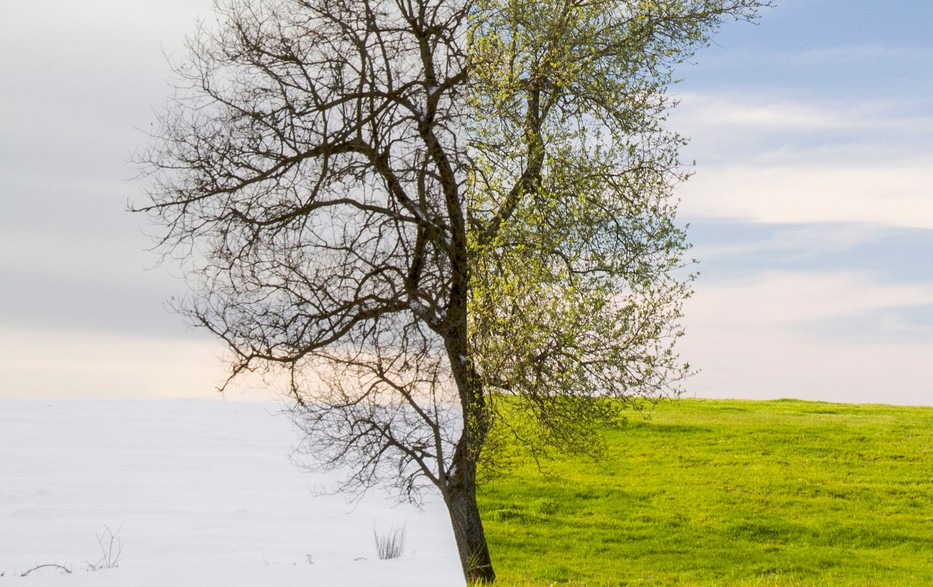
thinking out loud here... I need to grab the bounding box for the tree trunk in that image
[446,454,496,584]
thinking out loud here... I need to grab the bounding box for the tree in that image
[138,0,765,582]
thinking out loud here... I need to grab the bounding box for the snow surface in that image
[0,400,465,586]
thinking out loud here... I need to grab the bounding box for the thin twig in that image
[20,563,72,577]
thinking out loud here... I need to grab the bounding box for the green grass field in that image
[477,399,933,586]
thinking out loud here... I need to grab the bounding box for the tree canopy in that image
[469,0,706,463]
[138,0,766,581]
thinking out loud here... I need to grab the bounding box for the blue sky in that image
[0,1,931,404]
[671,0,933,404]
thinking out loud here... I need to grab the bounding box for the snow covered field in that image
[0,400,464,586]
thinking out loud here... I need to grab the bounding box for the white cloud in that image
[673,92,933,136]
[674,93,845,131]
[680,270,933,405]
[680,325,933,406]
[0,329,273,401]
[679,164,933,229]
[670,92,933,228]
[0,0,210,41]
[690,222,891,261]
[687,270,933,327]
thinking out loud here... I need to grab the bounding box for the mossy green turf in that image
[477,399,933,586]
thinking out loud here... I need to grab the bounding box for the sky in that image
[0,0,931,405]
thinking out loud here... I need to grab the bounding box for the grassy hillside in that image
[477,399,933,586]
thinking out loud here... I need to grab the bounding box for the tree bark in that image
[445,450,496,584]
